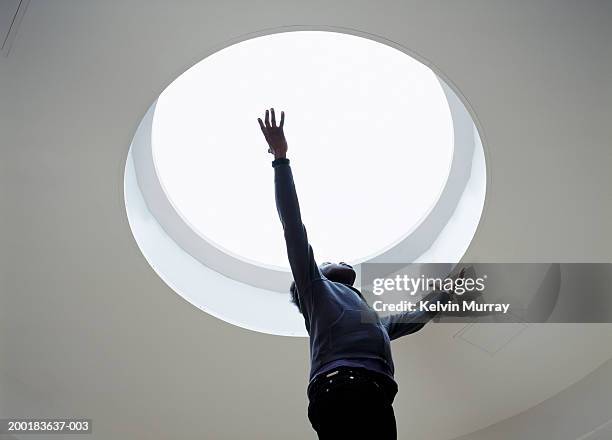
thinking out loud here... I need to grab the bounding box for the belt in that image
[307,366,397,403]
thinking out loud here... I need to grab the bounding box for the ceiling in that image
[1,1,611,439]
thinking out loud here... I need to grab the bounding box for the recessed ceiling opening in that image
[125,29,486,336]
[152,31,454,269]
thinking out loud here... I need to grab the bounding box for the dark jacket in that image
[273,158,449,382]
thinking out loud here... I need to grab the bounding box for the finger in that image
[280,111,285,128]
[271,108,276,127]
[257,118,267,135]
[258,118,271,145]
[265,109,270,128]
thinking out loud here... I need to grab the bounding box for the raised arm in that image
[258,108,322,294]
[381,268,464,340]
[381,290,451,340]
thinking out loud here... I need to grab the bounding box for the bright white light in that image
[152,31,454,269]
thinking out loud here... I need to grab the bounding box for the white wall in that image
[1,1,611,439]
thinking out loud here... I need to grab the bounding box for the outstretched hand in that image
[257,108,288,159]
[445,267,467,299]
[428,267,467,299]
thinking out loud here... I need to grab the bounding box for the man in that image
[258,108,454,440]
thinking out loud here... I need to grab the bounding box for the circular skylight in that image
[152,31,454,269]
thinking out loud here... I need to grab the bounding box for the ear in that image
[347,269,357,286]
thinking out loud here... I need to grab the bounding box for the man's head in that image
[290,262,357,312]
[319,261,356,286]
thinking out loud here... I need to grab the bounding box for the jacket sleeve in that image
[381,290,451,340]
[273,158,322,295]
